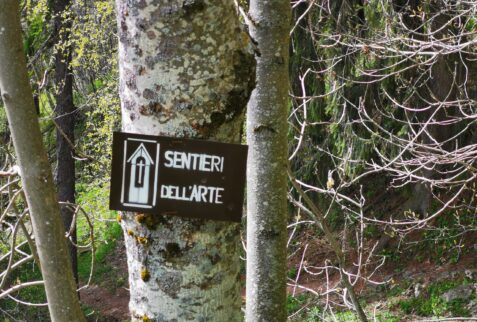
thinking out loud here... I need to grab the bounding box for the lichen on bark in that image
[117,0,254,140]
[115,0,255,321]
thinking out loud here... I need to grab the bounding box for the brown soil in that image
[80,285,129,322]
[286,226,477,302]
[79,226,477,320]
[79,239,130,322]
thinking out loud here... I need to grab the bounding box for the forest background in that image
[1,0,477,321]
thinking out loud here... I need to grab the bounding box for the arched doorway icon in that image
[127,143,154,204]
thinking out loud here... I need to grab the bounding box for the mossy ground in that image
[288,269,477,321]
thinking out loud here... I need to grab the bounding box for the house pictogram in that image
[127,143,154,204]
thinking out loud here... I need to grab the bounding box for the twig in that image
[0,281,44,300]
[0,166,18,177]
[288,165,368,322]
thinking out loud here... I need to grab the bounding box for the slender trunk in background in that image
[404,1,461,216]
[246,1,290,321]
[0,2,85,321]
[115,0,255,320]
[51,0,78,284]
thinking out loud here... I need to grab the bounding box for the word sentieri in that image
[161,151,225,204]
[109,132,248,222]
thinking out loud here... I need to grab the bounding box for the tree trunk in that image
[246,1,290,321]
[406,1,461,216]
[115,0,255,320]
[52,0,78,284]
[0,2,85,321]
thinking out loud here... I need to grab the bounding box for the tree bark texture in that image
[115,0,255,321]
[52,0,78,284]
[0,2,85,321]
[246,1,290,322]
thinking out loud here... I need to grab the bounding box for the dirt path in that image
[80,239,130,322]
[80,285,130,322]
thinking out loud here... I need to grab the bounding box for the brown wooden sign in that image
[109,132,248,222]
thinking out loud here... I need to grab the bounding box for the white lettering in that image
[191,153,200,169]
[215,187,224,204]
[162,150,224,172]
[172,152,181,168]
[211,156,221,172]
[201,155,211,172]
[190,185,200,202]
[160,184,225,204]
[182,153,190,170]
[199,185,208,202]
[164,151,174,167]
[161,185,170,198]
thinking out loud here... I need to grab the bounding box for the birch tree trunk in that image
[115,0,255,320]
[0,2,85,321]
[246,1,290,321]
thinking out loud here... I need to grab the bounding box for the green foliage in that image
[69,0,120,190]
[22,0,48,56]
[398,280,472,317]
[334,311,358,321]
[287,293,309,314]
[465,17,477,31]
[76,183,116,244]
[71,0,116,72]
[76,179,122,285]
[420,210,476,264]
[386,284,405,297]
[379,248,401,263]
[303,306,322,321]
[0,250,49,321]
[0,285,49,321]
[77,221,123,284]
[288,267,298,279]
[363,224,380,238]
[373,312,400,322]
[0,104,7,134]
[77,72,120,187]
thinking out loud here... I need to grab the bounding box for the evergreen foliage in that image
[1,0,477,320]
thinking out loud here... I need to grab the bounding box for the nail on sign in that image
[109,132,248,222]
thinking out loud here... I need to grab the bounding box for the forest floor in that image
[79,239,129,321]
[78,228,477,322]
